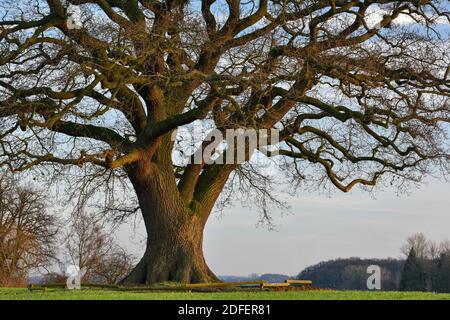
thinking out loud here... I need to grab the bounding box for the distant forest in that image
[219,274,291,284]
[297,258,404,291]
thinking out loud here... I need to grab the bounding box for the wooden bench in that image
[259,279,313,291]
[261,282,290,288]
[285,279,313,286]
[185,280,266,289]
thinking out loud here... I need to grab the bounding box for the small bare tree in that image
[439,239,450,255]
[401,233,450,260]
[401,233,431,259]
[0,173,59,286]
[63,208,134,284]
[92,246,135,285]
[64,210,111,283]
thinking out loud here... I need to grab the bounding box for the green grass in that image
[1,288,450,300]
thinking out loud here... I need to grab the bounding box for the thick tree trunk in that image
[120,157,218,285]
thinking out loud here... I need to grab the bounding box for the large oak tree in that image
[0,0,449,284]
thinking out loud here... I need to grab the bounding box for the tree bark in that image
[120,157,218,285]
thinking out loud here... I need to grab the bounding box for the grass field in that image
[1,288,450,300]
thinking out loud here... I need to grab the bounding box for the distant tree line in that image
[297,258,404,291]
[399,233,450,293]
[297,233,450,292]
[220,274,291,283]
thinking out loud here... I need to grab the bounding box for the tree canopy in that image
[1,1,449,197]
